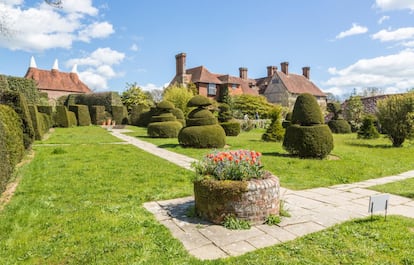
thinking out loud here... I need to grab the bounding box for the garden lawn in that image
[1,126,414,264]
[370,178,414,199]
[125,126,414,190]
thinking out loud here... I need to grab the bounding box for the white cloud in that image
[336,23,368,39]
[372,27,414,42]
[0,1,113,51]
[130,43,139,51]
[77,22,114,42]
[140,83,169,91]
[378,15,390,24]
[375,0,414,11]
[323,49,414,96]
[66,47,125,91]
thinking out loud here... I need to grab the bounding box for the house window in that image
[208,83,216,95]
[231,84,237,89]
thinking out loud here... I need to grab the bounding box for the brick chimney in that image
[175,53,186,76]
[267,66,277,77]
[239,67,248,80]
[281,62,289,75]
[302,66,310,79]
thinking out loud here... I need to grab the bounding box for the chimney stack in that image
[239,67,248,80]
[175,53,186,76]
[302,66,310,79]
[267,66,277,77]
[281,62,289,75]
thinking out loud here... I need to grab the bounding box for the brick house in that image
[169,53,326,109]
[24,57,92,105]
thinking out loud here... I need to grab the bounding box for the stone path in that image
[110,129,414,260]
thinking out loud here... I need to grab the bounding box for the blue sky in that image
[1,0,414,98]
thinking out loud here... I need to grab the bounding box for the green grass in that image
[1,126,413,264]
[125,126,414,190]
[370,178,414,199]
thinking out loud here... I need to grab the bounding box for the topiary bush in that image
[283,93,333,158]
[282,112,292,129]
[0,105,24,193]
[328,119,352,134]
[220,121,241,136]
[147,100,183,138]
[56,106,77,128]
[262,105,285,142]
[0,91,35,149]
[28,105,44,140]
[357,115,380,139]
[179,95,226,148]
[171,107,186,126]
[90,105,106,125]
[69,105,91,126]
[112,105,129,125]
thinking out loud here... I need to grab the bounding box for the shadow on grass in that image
[262,151,293,158]
[345,141,393,149]
[158,143,181,148]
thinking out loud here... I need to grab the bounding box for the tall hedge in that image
[28,105,44,140]
[112,105,129,125]
[0,75,9,91]
[62,92,123,113]
[0,105,24,193]
[90,105,106,125]
[5,76,41,104]
[56,106,77,128]
[0,91,35,149]
[69,105,91,126]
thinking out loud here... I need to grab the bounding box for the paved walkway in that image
[110,129,414,260]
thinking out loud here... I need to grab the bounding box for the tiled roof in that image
[217,74,258,95]
[24,67,91,94]
[186,66,223,84]
[277,71,325,97]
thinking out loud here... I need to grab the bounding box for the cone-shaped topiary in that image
[291,93,324,125]
[147,100,182,138]
[179,95,226,148]
[262,106,285,142]
[283,93,333,158]
[357,115,379,139]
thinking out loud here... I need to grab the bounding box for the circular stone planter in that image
[194,174,280,225]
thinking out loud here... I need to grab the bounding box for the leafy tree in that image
[357,115,379,139]
[344,96,364,132]
[121,83,153,111]
[232,94,274,119]
[163,84,194,116]
[262,105,285,142]
[377,93,414,147]
[218,84,231,104]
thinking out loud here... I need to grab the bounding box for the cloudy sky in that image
[0,0,413,98]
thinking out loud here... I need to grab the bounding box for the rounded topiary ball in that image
[150,112,177,123]
[178,124,226,148]
[186,108,217,126]
[187,95,212,107]
[283,124,333,158]
[147,121,182,138]
[157,100,175,110]
[328,119,351,134]
[291,93,324,125]
[220,120,241,136]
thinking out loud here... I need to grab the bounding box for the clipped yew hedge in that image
[178,125,226,148]
[0,105,24,193]
[112,105,129,125]
[328,119,352,134]
[0,91,35,149]
[220,121,241,136]
[69,105,91,126]
[28,105,44,140]
[90,105,106,125]
[147,121,183,138]
[55,106,77,128]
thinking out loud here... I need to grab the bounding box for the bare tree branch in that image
[44,0,63,8]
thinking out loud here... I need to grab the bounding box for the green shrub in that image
[0,105,24,193]
[283,124,334,158]
[37,105,53,115]
[28,105,44,140]
[63,92,123,113]
[112,105,128,124]
[163,84,194,116]
[150,113,177,123]
[218,103,232,122]
[291,93,324,125]
[171,108,185,126]
[129,105,150,126]
[283,93,333,158]
[68,111,77,127]
[231,94,274,119]
[69,105,91,126]
[0,91,35,149]
[0,75,10,91]
[376,93,414,147]
[262,105,285,142]
[220,121,241,136]
[178,124,226,148]
[186,108,217,126]
[147,121,182,138]
[357,115,380,139]
[40,113,52,134]
[282,112,292,129]
[328,119,352,134]
[56,106,77,127]
[90,105,106,125]
[6,76,41,104]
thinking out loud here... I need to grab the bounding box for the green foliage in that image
[0,105,24,193]
[223,215,251,230]
[327,102,342,119]
[129,105,150,126]
[37,105,53,115]
[69,105,91,126]
[157,100,175,110]
[67,111,77,127]
[262,105,285,142]
[111,105,129,125]
[232,94,274,119]
[291,93,324,125]
[220,121,241,136]
[264,214,281,225]
[64,92,123,113]
[218,84,231,104]
[121,83,153,111]
[377,93,414,147]
[283,124,334,158]
[187,94,211,107]
[5,76,41,104]
[171,108,185,126]
[344,96,364,132]
[28,105,44,140]
[147,121,182,138]
[218,103,232,122]
[163,84,194,116]
[328,119,352,134]
[178,124,226,148]
[186,108,217,126]
[90,105,106,125]
[150,113,176,122]
[357,115,380,139]
[55,106,77,128]
[0,91,35,149]
[0,75,9,91]
[282,112,292,128]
